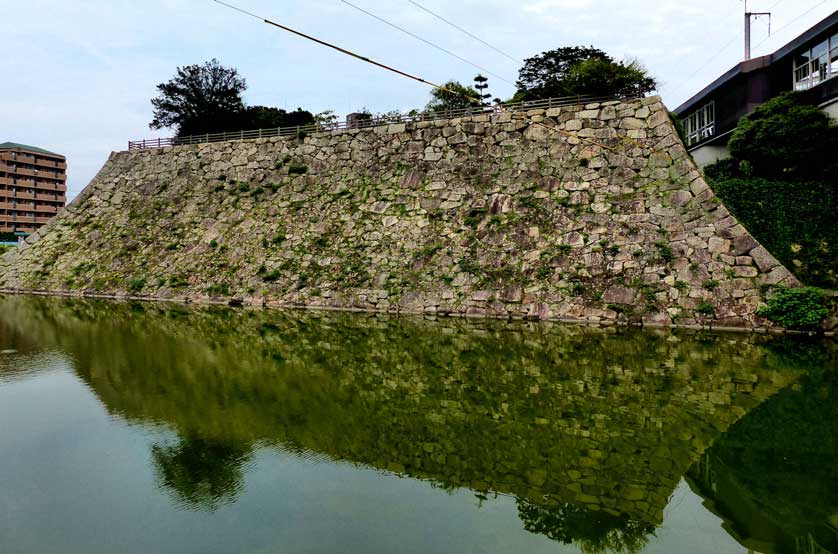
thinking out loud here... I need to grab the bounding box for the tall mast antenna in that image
[744,1,772,60]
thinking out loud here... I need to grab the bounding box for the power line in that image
[337,0,517,86]
[208,0,629,154]
[403,0,520,64]
[210,0,446,90]
[753,0,830,50]
[668,32,741,96]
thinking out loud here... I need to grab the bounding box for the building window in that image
[684,101,715,146]
[794,34,838,91]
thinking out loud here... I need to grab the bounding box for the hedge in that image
[710,177,836,288]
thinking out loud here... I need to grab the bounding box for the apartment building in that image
[0,142,67,235]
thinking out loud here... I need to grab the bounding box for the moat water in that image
[0,295,836,554]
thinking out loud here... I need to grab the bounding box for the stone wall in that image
[0,96,798,327]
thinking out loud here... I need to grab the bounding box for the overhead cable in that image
[337,0,517,85]
[403,0,520,64]
[208,0,627,153]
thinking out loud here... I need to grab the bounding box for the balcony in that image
[35,192,62,202]
[35,216,52,224]
[34,204,59,214]
[14,191,35,200]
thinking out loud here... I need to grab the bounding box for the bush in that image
[711,177,836,288]
[288,164,308,175]
[728,92,837,179]
[757,286,828,330]
[127,278,146,293]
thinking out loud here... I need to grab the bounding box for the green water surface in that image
[0,295,836,554]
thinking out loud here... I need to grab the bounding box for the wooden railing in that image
[128,94,630,151]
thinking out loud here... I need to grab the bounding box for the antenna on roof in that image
[744,1,772,60]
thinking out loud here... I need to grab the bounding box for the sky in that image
[1,0,835,200]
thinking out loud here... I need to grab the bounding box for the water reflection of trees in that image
[517,500,653,554]
[687,366,838,554]
[151,437,251,511]
[0,295,827,549]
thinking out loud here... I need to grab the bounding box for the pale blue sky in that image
[2,0,834,200]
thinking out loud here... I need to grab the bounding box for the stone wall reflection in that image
[0,295,819,551]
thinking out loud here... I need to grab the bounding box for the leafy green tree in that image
[239,106,315,129]
[513,46,657,101]
[563,58,658,98]
[150,59,247,137]
[728,92,837,179]
[426,80,482,112]
[473,74,491,102]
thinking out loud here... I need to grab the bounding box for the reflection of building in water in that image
[687,367,838,554]
[0,295,825,551]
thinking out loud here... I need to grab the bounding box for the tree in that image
[238,106,315,130]
[728,92,837,179]
[563,58,657,98]
[150,59,247,137]
[515,46,610,100]
[473,74,491,102]
[513,46,657,101]
[425,80,482,113]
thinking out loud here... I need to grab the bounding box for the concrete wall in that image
[0,96,798,328]
[690,144,732,168]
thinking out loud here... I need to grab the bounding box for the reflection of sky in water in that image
[0,297,834,554]
[0,367,748,554]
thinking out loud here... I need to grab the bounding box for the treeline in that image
[150,47,658,137]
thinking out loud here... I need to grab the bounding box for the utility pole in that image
[744,0,771,60]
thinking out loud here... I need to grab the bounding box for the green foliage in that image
[757,286,828,330]
[702,280,719,291]
[206,283,230,297]
[127,278,146,293]
[149,60,316,138]
[426,80,482,112]
[209,240,218,248]
[0,244,12,255]
[237,183,250,193]
[288,164,308,175]
[654,241,674,263]
[513,46,657,100]
[271,233,286,245]
[728,92,837,180]
[150,59,247,137]
[563,58,658,98]
[711,178,836,288]
[669,112,687,146]
[696,302,715,315]
[239,106,314,131]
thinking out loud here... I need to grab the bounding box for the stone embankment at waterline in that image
[0,96,799,328]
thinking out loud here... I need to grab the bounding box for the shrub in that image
[711,178,836,288]
[728,92,837,179]
[288,164,308,175]
[757,286,828,330]
[696,301,715,315]
[654,241,674,263]
[207,283,231,297]
[127,278,146,293]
